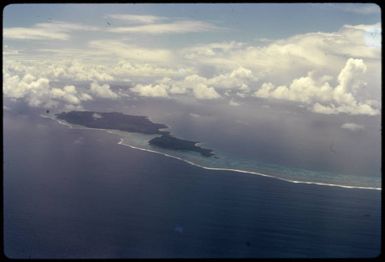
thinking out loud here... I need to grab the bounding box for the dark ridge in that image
[149,133,214,157]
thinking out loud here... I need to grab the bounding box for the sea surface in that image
[3,110,381,258]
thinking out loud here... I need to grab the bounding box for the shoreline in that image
[41,114,381,191]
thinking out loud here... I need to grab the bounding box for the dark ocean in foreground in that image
[4,110,381,258]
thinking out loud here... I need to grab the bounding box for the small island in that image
[56,111,168,135]
[149,134,214,157]
[55,111,214,157]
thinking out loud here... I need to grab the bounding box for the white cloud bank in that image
[130,76,221,100]
[341,122,365,131]
[3,20,381,115]
[131,83,169,98]
[254,58,379,115]
[89,82,118,99]
[3,72,92,109]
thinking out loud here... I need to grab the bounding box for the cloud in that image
[3,73,50,100]
[181,74,221,100]
[312,102,377,115]
[3,45,20,55]
[341,122,365,131]
[229,99,240,106]
[51,85,92,105]
[130,75,221,100]
[3,70,93,109]
[181,23,380,82]
[108,20,221,34]
[54,60,114,82]
[112,61,193,79]
[192,83,221,100]
[207,66,256,91]
[3,27,70,40]
[105,13,223,34]
[3,21,380,115]
[4,58,114,82]
[254,58,379,115]
[36,21,99,32]
[131,83,169,98]
[4,20,99,40]
[89,82,118,99]
[106,14,165,24]
[92,113,103,119]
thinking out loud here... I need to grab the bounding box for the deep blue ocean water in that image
[3,110,381,258]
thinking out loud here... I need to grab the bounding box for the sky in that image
[3,3,381,116]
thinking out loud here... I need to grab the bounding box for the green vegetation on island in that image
[56,111,168,134]
[149,133,214,157]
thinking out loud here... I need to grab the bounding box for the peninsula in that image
[55,111,214,157]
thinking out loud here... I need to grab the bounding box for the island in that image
[149,134,214,157]
[55,111,214,157]
[56,111,168,135]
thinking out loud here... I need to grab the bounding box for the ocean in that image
[3,109,381,258]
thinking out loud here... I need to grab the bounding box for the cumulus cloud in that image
[129,75,221,100]
[3,70,93,109]
[3,72,49,101]
[131,83,169,98]
[112,61,192,79]
[254,58,379,115]
[341,122,365,131]
[3,20,380,115]
[104,13,223,34]
[50,60,114,82]
[193,83,221,100]
[181,23,380,83]
[181,74,221,100]
[207,67,256,91]
[4,58,114,83]
[89,82,118,99]
[51,85,92,105]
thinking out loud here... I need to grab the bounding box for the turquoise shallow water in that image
[43,115,381,190]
